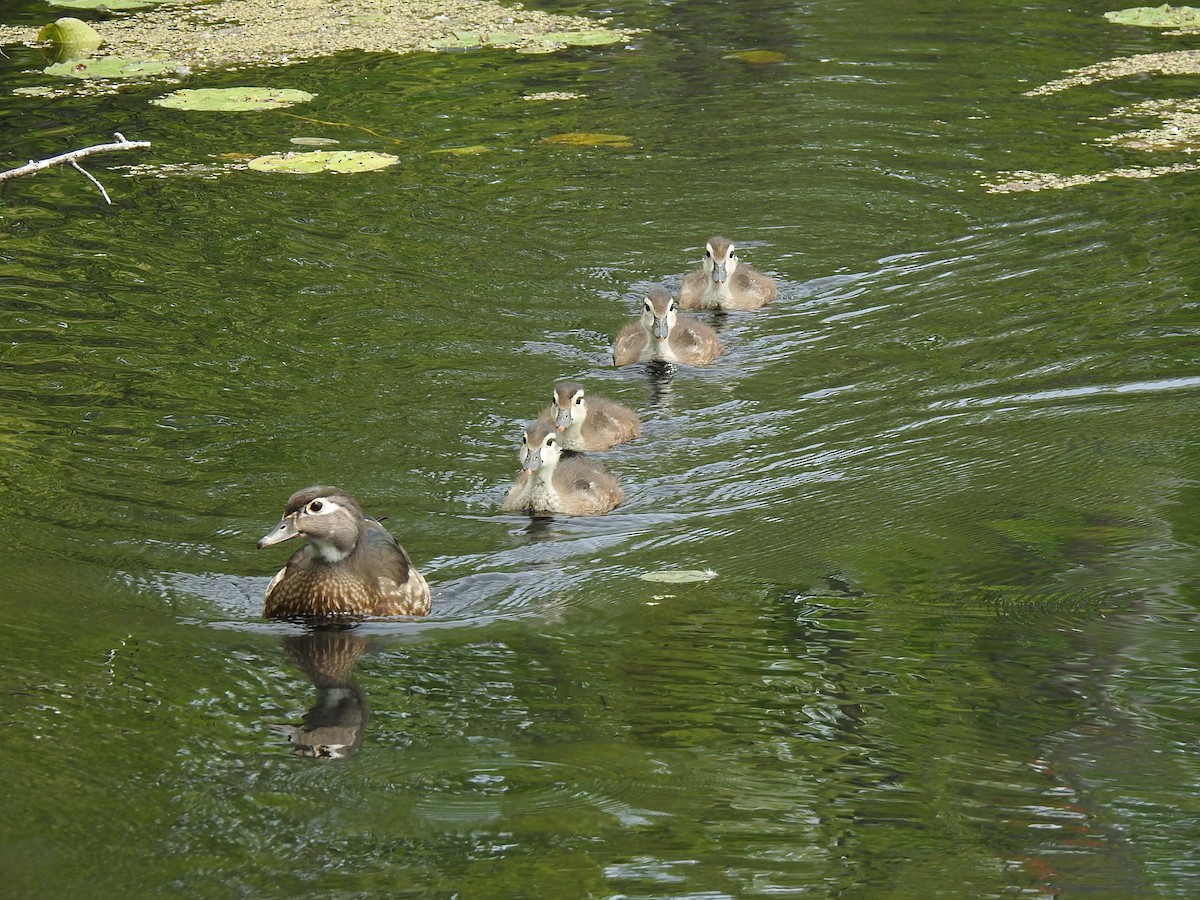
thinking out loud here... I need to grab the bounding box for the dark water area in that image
[2,0,1199,895]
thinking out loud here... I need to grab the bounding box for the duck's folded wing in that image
[612,325,644,365]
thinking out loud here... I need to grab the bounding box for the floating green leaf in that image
[44,55,170,79]
[151,87,316,111]
[37,17,103,62]
[541,131,632,147]
[430,145,491,155]
[247,150,399,174]
[639,569,718,584]
[1103,5,1200,26]
[13,86,64,98]
[49,0,158,9]
[289,136,340,147]
[724,49,786,64]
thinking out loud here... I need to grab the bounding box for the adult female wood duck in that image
[257,485,430,618]
[539,380,641,452]
[501,422,624,515]
[678,236,777,310]
[612,289,723,366]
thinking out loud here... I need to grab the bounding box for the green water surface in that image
[2,0,1199,896]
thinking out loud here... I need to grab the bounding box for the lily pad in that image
[1103,5,1200,26]
[49,0,158,8]
[724,49,786,64]
[37,17,103,62]
[289,136,340,147]
[246,150,399,174]
[541,131,632,147]
[13,86,65,98]
[639,569,718,584]
[44,55,170,79]
[151,87,316,111]
[430,145,491,155]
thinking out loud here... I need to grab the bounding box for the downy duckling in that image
[501,422,624,515]
[612,289,723,366]
[539,380,641,452]
[679,236,777,311]
[258,485,430,618]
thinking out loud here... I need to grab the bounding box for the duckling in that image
[612,289,723,366]
[257,485,430,618]
[679,236,777,310]
[539,381,641,452]
[501,422,624,515]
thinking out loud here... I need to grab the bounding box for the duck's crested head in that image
[258,485,367,562]
[520,421,561,473]
[283,485,363,518]
[551,380,587,431]
[642,289,678,341]
[703,236,738,283]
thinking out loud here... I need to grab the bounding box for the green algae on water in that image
[0,0,639,76]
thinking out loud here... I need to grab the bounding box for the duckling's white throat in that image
[524,460,562,510]
[696,278,734,308]
[653,336,681,363]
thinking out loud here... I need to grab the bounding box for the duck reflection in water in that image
[645,358,677,411]
[269,627,369,759]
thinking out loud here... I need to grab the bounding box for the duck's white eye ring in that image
[307,499,324,513]
[574,395,584,405]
